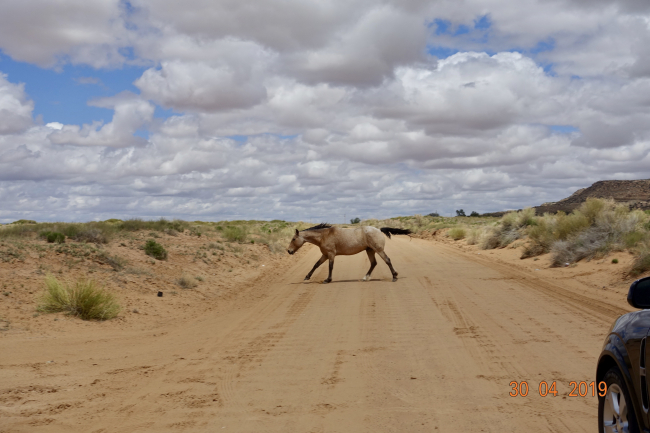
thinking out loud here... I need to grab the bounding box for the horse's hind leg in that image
[377,251,398,282]
[363,248,377,281]
[305,255,327,280]
[323,254,335,283]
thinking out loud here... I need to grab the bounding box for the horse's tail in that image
[380,227,413,239]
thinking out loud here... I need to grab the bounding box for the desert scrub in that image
[465,227,485,245]
[447,227,466,240]
[95,251,127,271]
[177,274,198,289]
[74,228,109,244]
[144,240,167,260]
[40,231,65,244]
[119,218,188,233]
[223,226,248,242]
[37,275,120,320]
[481,208,536,250]
[547,200,648,266]
[630,251,650,278]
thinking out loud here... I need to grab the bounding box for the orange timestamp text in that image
[509,380,607,397]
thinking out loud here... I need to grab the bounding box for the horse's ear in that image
[295,229,299,236]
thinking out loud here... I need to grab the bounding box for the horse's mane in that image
[302,223,332,231]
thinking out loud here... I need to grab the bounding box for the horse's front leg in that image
[305,255,327,280]
[323,255,335,283]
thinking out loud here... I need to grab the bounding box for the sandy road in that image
[0,237,630,432]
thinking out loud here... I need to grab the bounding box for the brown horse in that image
[287,223,412,283]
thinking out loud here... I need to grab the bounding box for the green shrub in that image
[12,219,37,224]
[40,231,65,244]
[612,258,619,264]
[144,240,167,260]
[624,231,646,249]
[104,219,123,223]
[223,226,248,242]
[61,225,80,238]
[37,275,120,320]
[580,198,607,224]
[448,227,466,240]
[555,212,590,241]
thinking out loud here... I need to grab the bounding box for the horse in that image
[286,223,412,283]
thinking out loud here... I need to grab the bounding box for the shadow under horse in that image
[287,223,412,283]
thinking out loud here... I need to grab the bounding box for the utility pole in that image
[344,213,346,225]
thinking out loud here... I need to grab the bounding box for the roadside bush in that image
[448,227,466,240]
[630,251,650,277]
[144,240,167,260]
[466,228,482,245]
[624,231,647,249]
[37,275,120,320]
[546,200,648,266]
[12,219,37,224]
[223,226,248,242]
[40,231,65,244]
[480,208,535,250]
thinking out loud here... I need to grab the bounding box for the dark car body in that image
[598,276,650,432]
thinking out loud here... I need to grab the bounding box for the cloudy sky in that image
[1,0,649,223]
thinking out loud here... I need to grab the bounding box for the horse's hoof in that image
[323,279,331,284]
[362,276,368,281]
[392,277,397,282]
[304,277,310,281]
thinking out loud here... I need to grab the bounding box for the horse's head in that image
[287,229,305,255]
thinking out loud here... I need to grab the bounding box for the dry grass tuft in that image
[95,251,127,271]
[447,227,466,240]
[177,274,198,289]
[37,275,120,320]
[223,226,248,243]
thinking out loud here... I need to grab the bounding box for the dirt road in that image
[1,237,630,432]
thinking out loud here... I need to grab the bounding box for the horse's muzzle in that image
[287,250,294,255]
